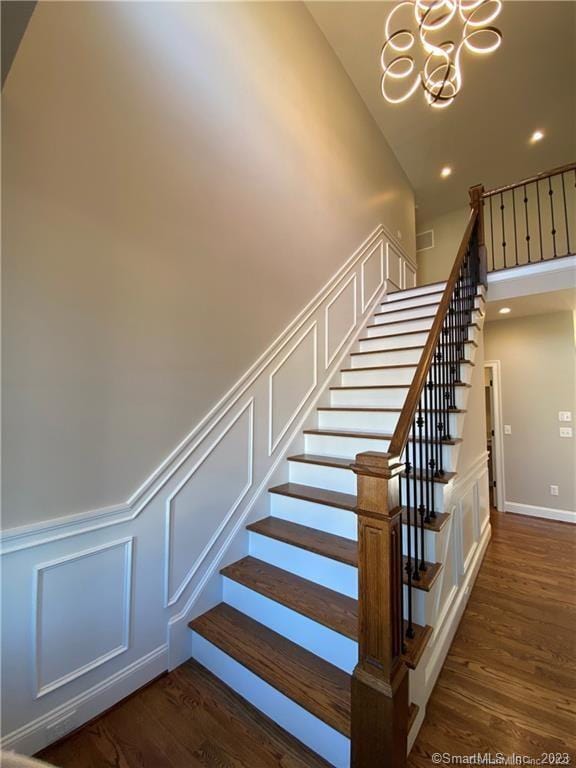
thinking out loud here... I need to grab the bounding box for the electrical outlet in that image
[504,425,512,435]
[550,485,559,497]
[560,427,573,438]
[559,411,572,422]
[47,711,77,741]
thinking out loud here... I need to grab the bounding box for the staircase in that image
[188,224,486,767]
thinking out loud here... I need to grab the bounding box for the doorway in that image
[484,361,505,511]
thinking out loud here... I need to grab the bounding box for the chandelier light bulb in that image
[381,0,503,109]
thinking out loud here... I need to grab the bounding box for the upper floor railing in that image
[482,162,576,272]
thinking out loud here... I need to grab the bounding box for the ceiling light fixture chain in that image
[381,0,503,109]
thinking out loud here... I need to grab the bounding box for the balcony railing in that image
[482,162,576,272]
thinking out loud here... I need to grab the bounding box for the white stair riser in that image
[247,534,427,624]
[372,304,440,323]
[380,293,443,311]
[351,342,476,369]
[385,283,446,302]
[378,293,483,317]
[365,317,434,337]
[341,368,417,387]
[250,532,357,598]
[340,365,473,387]
[289,459,357,494]
[270,492,445,539]
[401,478,446,511]
[330,386,469,410]
[357,325,479,352]
[318,409,400,433]
[318,409,463,436]
[302,434,457,468]
[191,633,350,768]
[223,578,357,673]
[271,494,357,539]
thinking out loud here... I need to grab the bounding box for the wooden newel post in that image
[469,184,487,288]
[349,451,409,768]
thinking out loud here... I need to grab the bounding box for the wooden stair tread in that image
[352,340,477,356]
[381,289,444,306]
[403,468,456,483]
[304,428,462,445]
[270,477,449,530]
[189,603,351,736]
[218,558,432,669]
[317,406,466,414]
[367,316,480,329]
[341,360,474,372]
[221,556,357,640]
[330,382,471,391]
[373,300,442,316]
[247,517,442,591]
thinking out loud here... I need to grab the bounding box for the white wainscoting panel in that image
[34,538,133,698]
[324,274,357,369]
[403,259,417,289]
[360,241,384,312]
[0,222,413,755]
[165,400,254,606]
[386,241,403,290]
[268,323,318,455]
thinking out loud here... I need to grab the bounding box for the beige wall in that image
[416,206,469,285]
[2,2,415,528]
[484,311,576,512]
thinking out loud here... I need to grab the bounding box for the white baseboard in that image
[1,644,168,756]
[504,501,576,525]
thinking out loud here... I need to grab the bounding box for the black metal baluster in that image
[536,179,544,262]
[561,172,571,256]
[416,403,427,573]
[500,192,507,268]
[404,449,414,639]
[548,177,558,257]
[411,421,419,582]
[489,194,495,269]
[434,349,444,476]
[523,184,531,263]
[512,188,519,266]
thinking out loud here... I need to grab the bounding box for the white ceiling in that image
[485,288,576,321]
[308,1,576,220]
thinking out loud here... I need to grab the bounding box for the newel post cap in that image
[350,451,403,480]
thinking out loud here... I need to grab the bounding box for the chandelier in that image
[380,0,503,109]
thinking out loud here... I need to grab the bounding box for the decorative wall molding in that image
[1,222,415,756]
[33,538,133,698]
[165,399,254,606]
[324,273,357,369]
[360,241,384,312]
[268,323,318,456]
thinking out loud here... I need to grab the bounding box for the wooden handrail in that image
[387,205,479,460]
[482,161,576,198]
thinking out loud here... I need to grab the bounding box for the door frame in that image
[484,360,506,511]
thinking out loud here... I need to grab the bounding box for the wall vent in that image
[416,229,434,252]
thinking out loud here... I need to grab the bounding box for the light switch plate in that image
[550,485,559,497]
[560,427,573,438]
[504,425,512,435]
[559,411,572,422]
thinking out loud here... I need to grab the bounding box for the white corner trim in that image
[33,538,134,698]
[504,501,576,525]
[164,399,254,607]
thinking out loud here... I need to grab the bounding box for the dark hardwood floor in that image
[38,510,575,768]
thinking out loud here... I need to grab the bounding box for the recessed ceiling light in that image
[499,307,511,314]
[530,130,544,143]
[441,166,452,179]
